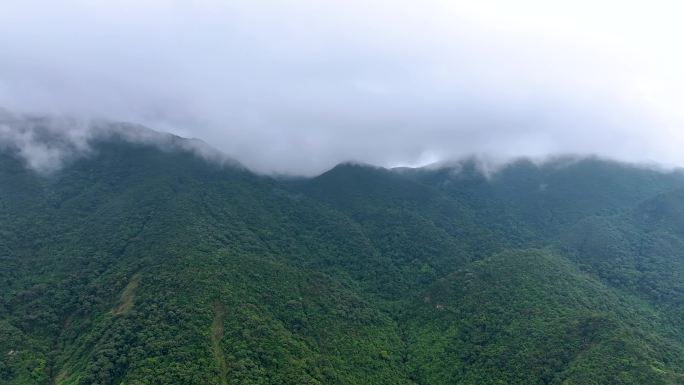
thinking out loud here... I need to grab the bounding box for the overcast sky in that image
[1,1,684,175]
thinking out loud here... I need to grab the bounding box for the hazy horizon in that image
[2,1,684,174]
[2,109,680,178]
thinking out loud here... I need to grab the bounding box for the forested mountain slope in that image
[1,130,683,384]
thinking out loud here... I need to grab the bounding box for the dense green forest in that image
[1,129,683,384]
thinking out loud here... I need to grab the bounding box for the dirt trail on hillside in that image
[114,273,142,315]
[211,301,229,385]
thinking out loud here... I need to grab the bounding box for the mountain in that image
[1,126,683,385]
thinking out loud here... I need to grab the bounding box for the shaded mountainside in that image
[1,135,683,384]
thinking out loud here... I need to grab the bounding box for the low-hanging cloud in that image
[0,110,238,172]
[1,0,683,175]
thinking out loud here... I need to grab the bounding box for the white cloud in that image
[1,0,683,174]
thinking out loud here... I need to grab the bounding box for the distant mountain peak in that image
[0,111,242,173]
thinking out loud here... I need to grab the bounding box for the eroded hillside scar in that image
[52,368,68,385]
[114,273,142,315]
[211,301,228,385]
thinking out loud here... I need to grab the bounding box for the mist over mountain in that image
[1,121,683,384]
[1,112,679,178]
[0,112,239,174]
[3,1,684,384]
[3,1,684,174]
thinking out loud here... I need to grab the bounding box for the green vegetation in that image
[1,137,683,384]
[211,302,228,385]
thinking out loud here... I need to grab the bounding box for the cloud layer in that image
[1,1,683,175]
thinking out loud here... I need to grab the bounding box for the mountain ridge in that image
[1,126,683,384]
